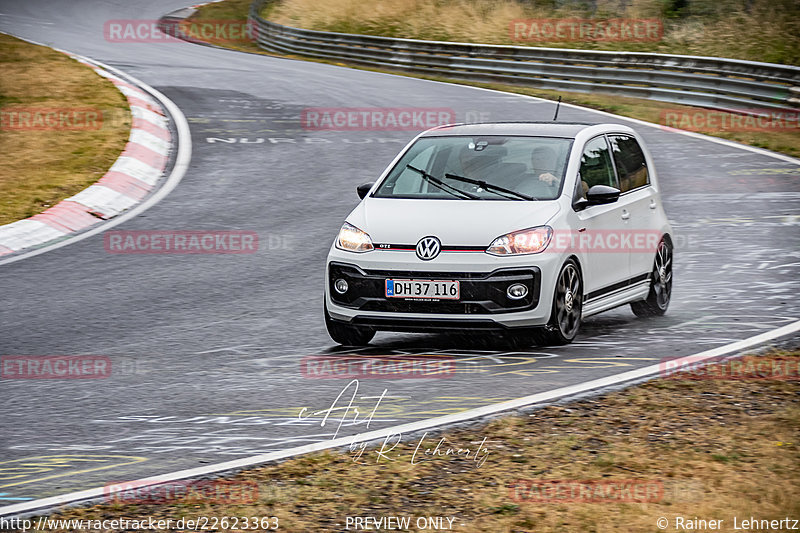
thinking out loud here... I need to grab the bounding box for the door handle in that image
[649,200,657,210]
[621,211,630,220]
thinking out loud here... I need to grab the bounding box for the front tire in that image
[539,259,583,345]
[325,305,375,346]
[631,238,672,317]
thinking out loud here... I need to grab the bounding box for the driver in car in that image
[530,146,559,185]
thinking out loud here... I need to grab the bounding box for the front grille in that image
[328,262,540,314]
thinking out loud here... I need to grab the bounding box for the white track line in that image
[553,100,800,166]
[2,319,798,517]
[0,45,192,267]
[347,66,800,166]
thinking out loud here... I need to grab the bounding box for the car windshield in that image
[373,135,572,200]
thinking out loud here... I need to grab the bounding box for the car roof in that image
[420,121,604,138]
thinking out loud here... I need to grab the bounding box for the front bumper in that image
[325,245,566,331]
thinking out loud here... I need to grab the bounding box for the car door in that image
[607,134,659,281]
[573,135,631,299]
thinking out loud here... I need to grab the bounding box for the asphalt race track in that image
[0,0,798,505]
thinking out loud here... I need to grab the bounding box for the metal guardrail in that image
[249,0,800,113]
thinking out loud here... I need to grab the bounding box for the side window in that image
[577,136,616,198]
[609,135,649,193]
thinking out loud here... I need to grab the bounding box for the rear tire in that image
[538,259,583,345]
[631,239,672,317]
[325,305,375,346]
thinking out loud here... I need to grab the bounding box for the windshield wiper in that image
[406,165,481,200]
[444,173,536,201]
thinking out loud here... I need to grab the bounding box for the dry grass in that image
[0,33,130,225]
[42,349,800,532]
[265,0,800,65]
[183,0,264,54]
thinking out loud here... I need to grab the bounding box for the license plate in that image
[385,279,460,300]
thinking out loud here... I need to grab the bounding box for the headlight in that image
[335,222,374,253]
[486,226,552,255]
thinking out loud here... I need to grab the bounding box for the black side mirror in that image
[572,184,620,211]
[357,182,374,200]
[586,184,620,205]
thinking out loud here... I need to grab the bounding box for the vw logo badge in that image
[416,236,441,261]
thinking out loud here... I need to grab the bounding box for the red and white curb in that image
[0,55,172,257]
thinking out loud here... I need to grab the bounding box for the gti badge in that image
[416,236,441,260]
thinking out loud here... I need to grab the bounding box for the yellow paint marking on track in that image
[423,396,510,403]
[495,357,659,375]
[0,455,147,489]
[552,357,660,369]
[491,369,563,377]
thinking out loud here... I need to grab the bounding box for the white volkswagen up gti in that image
[325,122,673,346]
